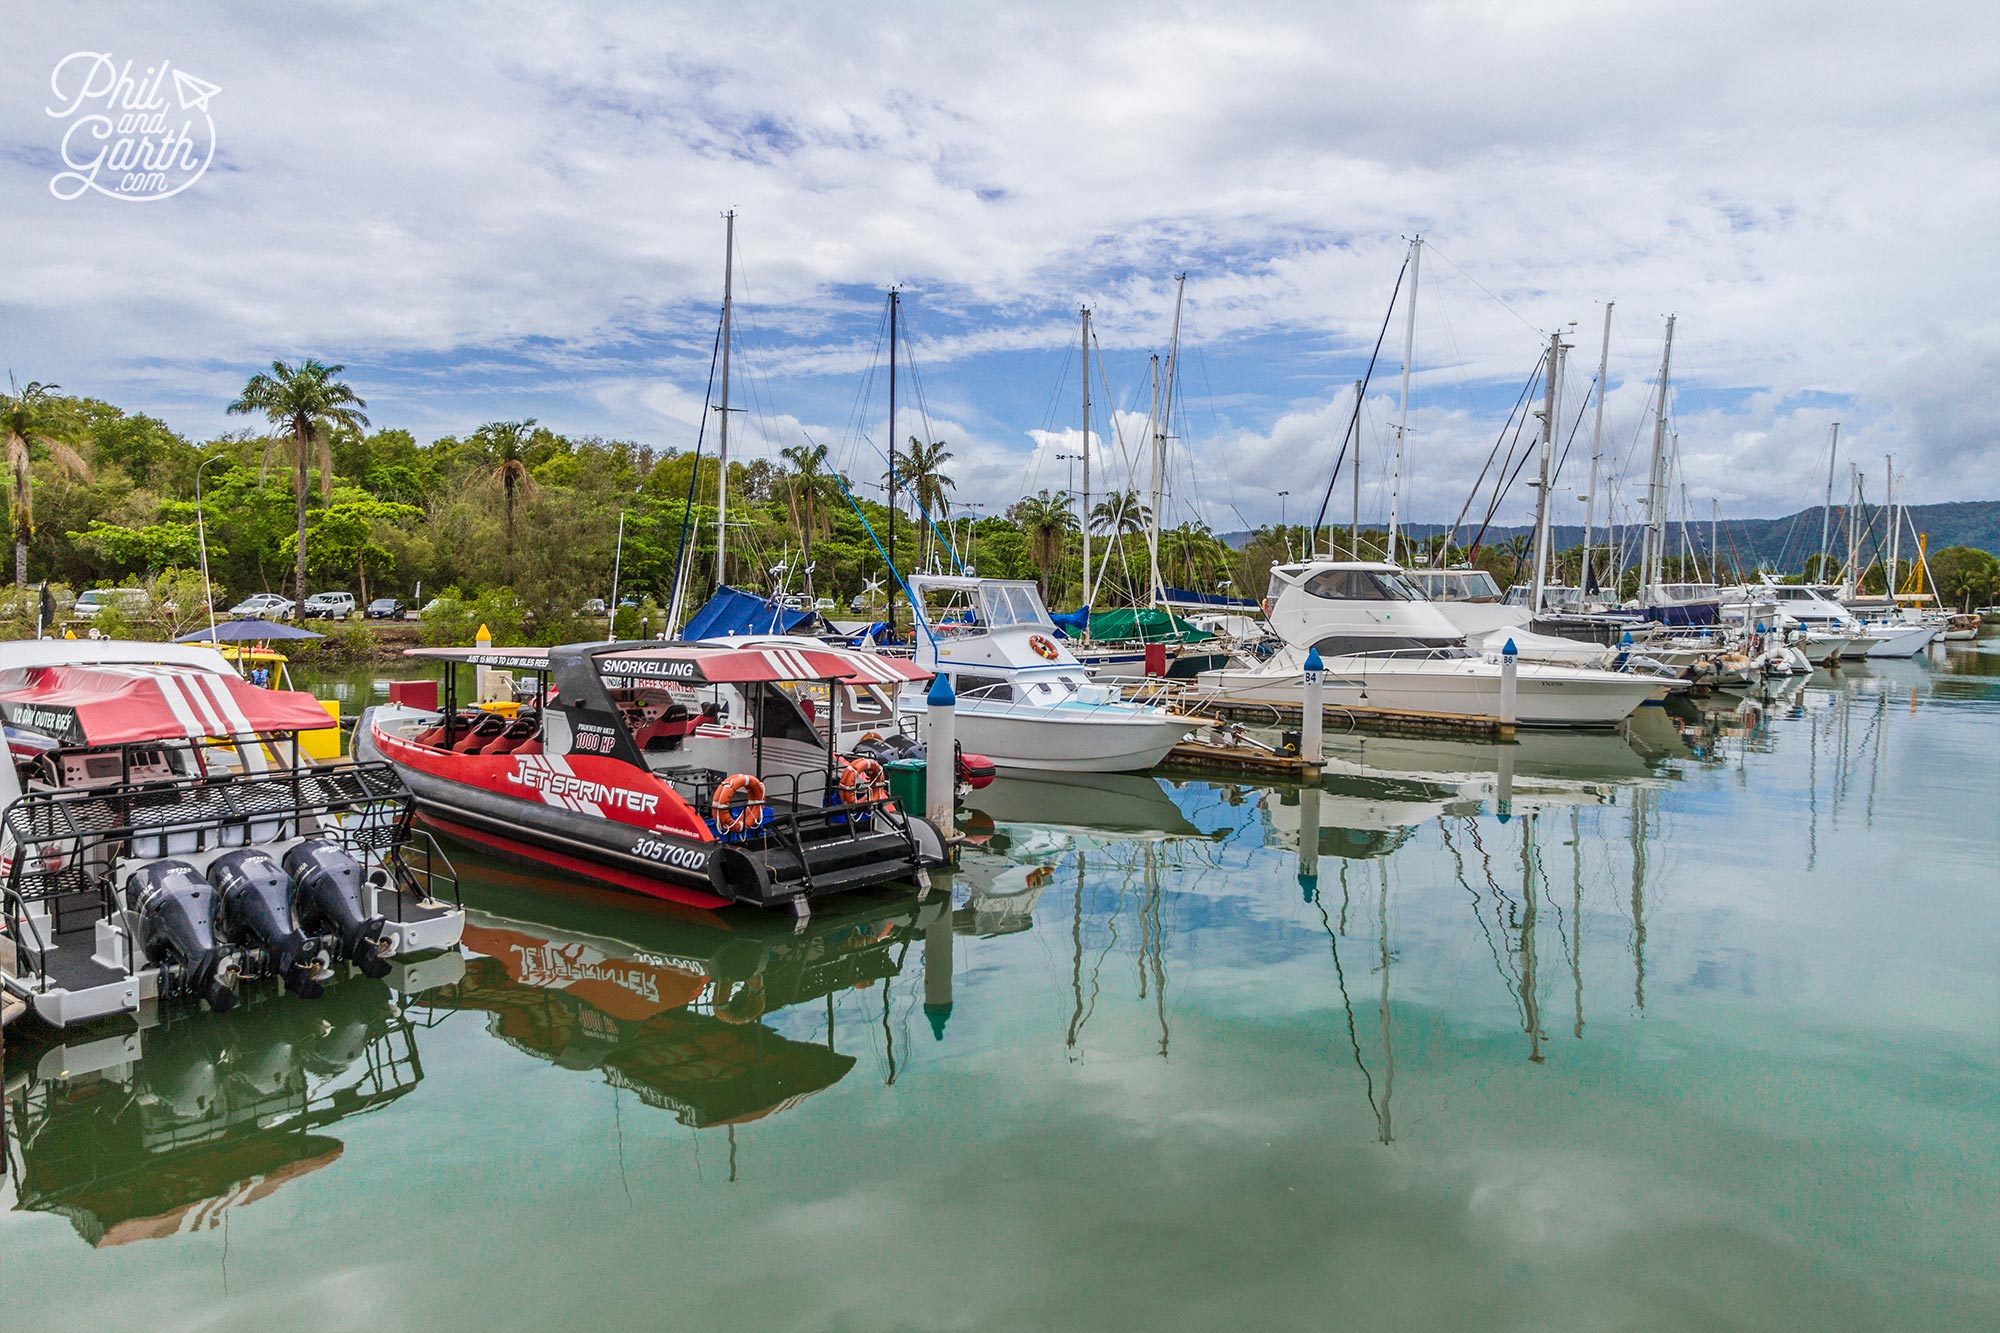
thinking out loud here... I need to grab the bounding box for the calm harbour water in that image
[5,644,1997,1329]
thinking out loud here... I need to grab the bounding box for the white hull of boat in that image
[1195,657,1665,729]
[1859,624,1937,658]
[900,698,1190,775]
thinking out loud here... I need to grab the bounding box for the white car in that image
[302,591,357,620]
[73,587,148,619]
[230,593,296,619]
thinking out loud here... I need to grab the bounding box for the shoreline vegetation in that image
[1,370,1997,656]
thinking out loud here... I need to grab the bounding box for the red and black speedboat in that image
[358,640,950,912]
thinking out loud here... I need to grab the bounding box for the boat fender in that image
[209,849,323,999]
[714,773,766,833]
[284,841,392,979]
[954,743,996,790]
[130,859,238,1012]
[1028,634,1060,662]
[838,757,890,806]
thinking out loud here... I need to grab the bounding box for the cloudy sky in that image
[5,1,1996,534]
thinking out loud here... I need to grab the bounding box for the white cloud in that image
[3,1,1996,525]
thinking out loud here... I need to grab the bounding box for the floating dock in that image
[1172,692,1515,742]
[1161,736,1319,780]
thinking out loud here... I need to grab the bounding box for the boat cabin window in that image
[1310,635,1466,659]
[1301,569,1418,603]
[1658,584,1718,602]
[953,673,1014,702]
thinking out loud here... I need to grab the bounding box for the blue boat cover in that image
[1162,585,1257,608]
[1049,607,1090,636]
[682,586,818,640]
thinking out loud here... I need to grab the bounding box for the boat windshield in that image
[1301,569,1419,602]
[1310,635,1470,659]
[979,583,1052,629]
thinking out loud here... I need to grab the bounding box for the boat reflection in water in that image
[407,855,943,1130]
[3,958,460,1247]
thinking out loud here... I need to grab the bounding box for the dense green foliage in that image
[5,376,1996,650]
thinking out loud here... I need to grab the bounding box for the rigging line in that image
[1446,355,1543,552]
[1423,241,1545,337]
[857,431,967,574]
[1311,253,1409,534]
[837,296,893,477]
[664,313,726,632]
[1466,354,1546,553]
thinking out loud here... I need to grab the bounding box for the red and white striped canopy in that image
[0,663,333,747]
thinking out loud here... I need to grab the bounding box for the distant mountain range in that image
[1222,500,2000,569]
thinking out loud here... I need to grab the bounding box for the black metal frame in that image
[1,755,460,999]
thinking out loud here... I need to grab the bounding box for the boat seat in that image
[412,724,448,748]
[481,716,542,756]
[451,714,509,753]
[633,705,696,751]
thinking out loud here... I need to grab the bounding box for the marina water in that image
[4,647,1995,1328]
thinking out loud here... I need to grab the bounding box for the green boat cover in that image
[1083,607,1216,643]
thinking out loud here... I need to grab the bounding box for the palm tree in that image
[0,377,87,585]
[1090,489,1150,538]
[470,419,539,570]
[228,360,369,605]
[1010,489,1077,600]
[779,441,837,566]
[887,436,955,520]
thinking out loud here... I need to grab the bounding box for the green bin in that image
[885,757,927,812]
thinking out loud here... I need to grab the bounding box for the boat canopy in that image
[0,662,335,747]
[1082,607,1217,644]
[680,586,821,640]
[407,641,929,687]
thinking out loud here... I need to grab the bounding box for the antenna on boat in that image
[888,286,901,637]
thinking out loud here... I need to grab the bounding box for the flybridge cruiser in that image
[898,575,1196,775]
[0,641,462,1030]
[1402,567,1703,675]
[359,640,950,913]
[1196,561,1671,728]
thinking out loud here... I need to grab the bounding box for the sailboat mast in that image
[1642,315,1676,591]
[1388,236,1421,567]
[1149,275,1184,606]
[1886,455,1899,594]
[888,287,900,633]
[1081,304,1093,609]
[1845,463,1860,594]
[1583,301,1613,591]
[714,210,735,591]
[1351,379,1363,559]
[1817,422,1840,582]
[1530,329,1563,610]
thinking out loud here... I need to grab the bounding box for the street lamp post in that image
[196,454,226,648]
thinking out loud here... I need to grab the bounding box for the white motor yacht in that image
[1195,562,1671,729]
[897,576,1195,775]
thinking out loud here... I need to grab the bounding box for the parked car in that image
[230,592,296,619]
[366,596,407,620]
[580,598,608,616]
[302,591,357,620]
[73,587,149,620]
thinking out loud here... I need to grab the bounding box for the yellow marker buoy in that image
[475,623,492,647]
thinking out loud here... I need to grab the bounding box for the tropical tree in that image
[779,441,838,566]
[227,360,369,605]
[888,436,955,521]
[1009,489,1076,600]
[1090,489,1151,538]
[1,377,88,585]
[469,419,539,571]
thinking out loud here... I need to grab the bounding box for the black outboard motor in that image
[284,840,391,979]
[130,860,238,1012]
[208,849,323,999]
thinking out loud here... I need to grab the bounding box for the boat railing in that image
[0,761,416,908]
[386,826,462,920]
[947,681,1190,720]
[677,766,918,894]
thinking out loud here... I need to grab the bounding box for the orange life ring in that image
[838,757,890,805]
[1028,633,1059,661]
[712,773,766,832]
